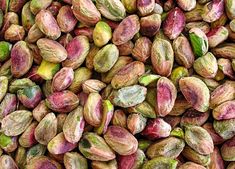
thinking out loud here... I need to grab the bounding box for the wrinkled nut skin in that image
[1,110,33,136]
[221,136,235,161]
[111,61,145,89]
[203,123,225,145]
[121,0,137,13]
[96,0,126,21]
[79,132,116,161]
[170,67,189,89]
[21,2,35,32]
[132,37,152,62]
[218,58,235,80]
[142,118,172,140]
[11,41,33,78]
[185,125,214,155]
[117,41,134,56]
[127,113,147,135]
[93,44,119,73]
[93,21,112,47]
[213,100,235,120]
[156,77,177,117]
[72,0,101,26]
[57,5,77,33]
[176,0,196,11]
[25,156,62,169]
[140,13,161,37]
[104,125,138,155]
[180,109,209,126]
[57,114,67,133]
[0,133,18,152]
[15,146,27,169]
[26,24,44,44]
[52,67,74,92]
[225,0,235,19]
[137,0,155,16]
[47,1,62,16]
[17,85,43,109]
[30,0,52,15]
[82,79,106,94]
[142,156,178,169]
[37,38,67,63]
[185,21,210,34]
[63,106,85,144]
[48,133,77,155]
[207,26,229,48]
[26,144,47,163]
[58,33,73,47]
[35,10,61,40]
[214,118,235,140]
[0,12,19,38]
[169,94,191,116]
[202,0,224,23]
[118,149,145,169]
[9,78,36,94]
[0,76,8,103]
[146,137,185,159]
[62,35,90,69]
[179,77,210,112]
[109,85,147,108]
[112,15,140,45]
[111,109,127,128]
[32,100,50,122]
[163,7,186,40]
[209,146,225,169]
[9,0,26,13]
[193,52,218,78]
[64,152,88,169]
[211,43,235,59]
[4,24,25,42]
[179,162,206,169]
[0,155,18,169]
[185,3,204,22]
[0,93,17,121]
[46,90,79,113]
[227,162,235,169]
[92,159,118,169]
[128,101,156,118]
[163,116,181,129]
[151,38,174,77]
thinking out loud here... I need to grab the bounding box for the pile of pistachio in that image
[0,0,235,168]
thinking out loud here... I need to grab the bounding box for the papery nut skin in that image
[225,0,235,19]
[203,123,225,145]
[211,43,235,59]
[132,37,152,62]
[0,155,18,169]
[208,146,225,169]
[213,118,235,140]
[0,93,17,121]
[142,157,178,169]
[25,156,62,169]
[213,100,235,120]
[176,0,196,11]
[179,162,206,169]
[64,152,88,169]
[202,0,224,23]
[185,21,210,34]
[30,0,52,15]
[93,21,112,47]
[207,26,229,48]
[137,0,155,16]
[140,14,161,37]
[221,136,235,161]
[127,113,147,135]
[4,24,25,42]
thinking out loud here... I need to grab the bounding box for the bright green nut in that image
[21,2,35,31]
[93,21,112,47]
[0,133,12,148]
[138,74,161,86]
[138,139,152,152]
[189,28,209,57]
[30,0,52,15]
[170,67,189,89]
[37,60,60,80]
[142,157,178,169]
[9,78,36,93]
[170,127,185,139]
[0,42,11,62]
[121,0,137,13]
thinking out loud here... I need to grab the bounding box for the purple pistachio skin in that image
[203,123,225,145]
[221,136,235,161]
[25,156,62,169]
[0,93,17,120]
[202,0,224,23]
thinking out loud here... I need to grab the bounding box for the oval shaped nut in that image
[96,0,126,21]
[82,79,106,94]
[26,144,47,163]
[121,0,137,13]
[128,101,156,118]
[35,10,61,40]
[0,76,8,103]
[185,125,214,155]
[208,147,225,169]
[34,113,57,145]
[46,1,62,16]
[213,119,235,140]
[102,56,133,83]
[156,77,177,117]
[193,52,218,78]
[111,109,127,128]
[179,162,206,169]
[93,44,119,73]
[117,41,134,56]
[37,38,67,63]
[142,118,171,140]
[112,15,140,45]
[210,81,235,109]
[30,0,52,15]
[228,162,235,169]
[11,41,33,78]
[189,28,209,57]
[147,137,185,159]
[221,137,235,161]
[142,156,178,169]
[79,132,116,161]
[104,125,138,155]
[0,133,17,152]
[127,113,147,135]
[17,85,43,109]
[84,92,102,127]
[9,78,36,93]
[211,43,235,59]
[8,0,25,13]
[185,21,210,34]
[0,155,18,169]
[0,41,11,62]
[111,61,145,89]
[207,26,229,48]
[170,67,189,90]
[225,0,235,19]
[202,0,224,23]
[140,14,161,37]
[32,100,50,122]
[169,94,191,116]
[63,106,85,143]
[0,93,17,121]
[230,19,235,32]
[179,77,210,112]
[52,67,74,92]
[62,36,90,69]
[25,156,62,169]
[118,149,145,169]
[218,58,235,80]
[137,0,155,16]
[180,109,209,126]
[1,110,33,136]
[151,38,174,77]
[4,24,25,42]
[56,114,67,133]
[213,100,235,120]
[163,7,185,40]
[173,35,195,68]
[202,123,225,145]
[19,121,38,148]
[132,37,152,62]
[21,2,35,31]
[26,24,44,43]
[57,5,77,33]
[48,133,77,155]
[176,0,196,11]
[64,152,88,169]
[93,21,112,47]
[109,85,147,108]
[46,90,79,113]
[72,0,101,26]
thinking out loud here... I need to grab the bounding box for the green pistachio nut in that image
[142,157,178,169]
[64,152,88,169]
[93,21,112,47]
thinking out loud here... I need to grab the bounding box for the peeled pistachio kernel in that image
[203,123,225,145]
[37,60,60,80]
[142,157,178,169]
[0,133,17,152]
[127,113,147,135]
[111,109,127,128]
[179,162,206,169]
[170,127,184,139]
[176,0,196,11]
[25,156,62,169]
[15,146,27,169]
[82,79,106,94]
[170,67,189,89]
[30,0,52,15]
[179,77,210,112]
[218,58,235,80]
[1,110,33,136]
[128,101,156,118]
[21,2,35,31]
[189,28,209,57]
[211,43,235,59]
[4,24,25,42]
[64,152,88,169]
[185,21,210,34]
[213,118,235,140]
[79,132,116,161]
[225,0,235,19]
[138,74,161,87]
[202,0,224,23]
[0,41,11,62]
[93,21,112,47]
[185,3,204,22]
[26,144,47,163]
[26,24,44,43]
[0,76,8,103]
[140,13,161,37]
[221,136,235,161]
[0,155,18,169]
[208,146,225,169]
[0,93,17,121]
[132,37,152,62]
[207,26,229,48]
[193,52,218,79]
[137,0,155,16]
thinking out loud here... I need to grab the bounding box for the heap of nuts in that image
[0,0,235,168]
